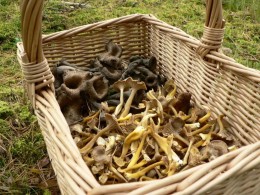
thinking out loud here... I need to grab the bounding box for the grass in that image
[0,0,259,194]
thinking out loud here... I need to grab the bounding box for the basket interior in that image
[42,18,260,148]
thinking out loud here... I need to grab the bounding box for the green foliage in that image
[0,1,20,51]
[0,101,13,118]
[16,104,36,123]
[223,0,260,22]
[11,132,45,164]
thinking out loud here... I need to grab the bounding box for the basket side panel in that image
[202,163,260,195]
[43,21,150,69]
[35,111,73,194]
[146,24,260,146]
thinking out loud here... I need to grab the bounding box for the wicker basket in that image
[17,0,260,194]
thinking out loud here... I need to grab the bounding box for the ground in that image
[0,0,259,194]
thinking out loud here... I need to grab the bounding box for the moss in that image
[11,132,45,165]
[0,101,13,119]
[15,104,36,123]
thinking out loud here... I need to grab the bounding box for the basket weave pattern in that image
[17,0,260,194]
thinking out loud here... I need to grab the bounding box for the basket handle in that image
[197,0,225,58]
[21,0,44,63]
[20,0,54,107]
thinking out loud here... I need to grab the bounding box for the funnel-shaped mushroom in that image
[85,74,109,100]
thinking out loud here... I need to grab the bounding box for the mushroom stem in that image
[140,113,157,128]
[169,105,178,116]
[182,139,194,165]
[80,114,120,154]
[198,111,211,123]
[166,82,177,100]
[114,87,124,116]
[120,126,146,158]
[83,110,100,123]
[172,132,189,146]
[120,79,146,118]
[120,88,138,118]
[167,162,177,176]
[127,131,149,169]
[190,123,212,136]
[140,176,155,181]
[119,159,147,173]
[150,122,181,164]
[153,142,161,160]
[125,161,164,180]
[117,113,132,122]
[217,114,225,132]
[181,140,205,153]
[108,163,128,183]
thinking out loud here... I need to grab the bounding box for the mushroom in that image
[199,124,214,146]
[182,138,195,165]
[186,107,207,123]
[200,140,228,161]
[190,122,213,136]
[119,159,147,173]
[120,125,146,160]
[112,79,130,116]
[101,40,123,67]
[146,91,164,121]
[91,146,110,164]
[188,146,204,167]
[97,137,106,146]
[173,92,191,114]
[70,123,83,133]
[53,59,89,89]
[136,66,158,88]
[108,163,128,183]
[105,135,116,154]
[164,80,177,100]
[215,115,233,141]
[87,40,123,83]
[85,74,109,101]
[198,111,211,124]
[126,130,150,170]
[150,118,182,166]
[80,114,122,154]
[120,78,147,118]
[160,117,189,146]
[101,67,122,82]
[99,172,110,184]
[125,161,164,180]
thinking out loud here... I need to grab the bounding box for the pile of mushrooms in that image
[52,41,240,184]
[52,40,163,125]
[71,78,239,184]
